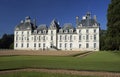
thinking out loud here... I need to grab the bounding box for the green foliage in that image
[107,0,120,50]
[0,34,14,49]
[0,72,95,77]
[0,52,120,72]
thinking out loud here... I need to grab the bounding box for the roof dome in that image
[37,24,48,31]
[63,23,74,30]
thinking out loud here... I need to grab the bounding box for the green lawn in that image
[0,72,96,77]
[0,51,120,72]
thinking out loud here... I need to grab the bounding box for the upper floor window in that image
[22,31,24,35]
[43,30,46,34]
[16,32,18,35]
[79,30,81,33]
[86,29,89,33]
[27,31,29,35]
[65,35,67,40]
[86,35,89,40]
[39,36,41,41]
[60,35,62,41]
[51,36,53,40]
[70,35,72,41]
[51,31,53,34]
[79,35,81,41]
[94,35,96,40]
[34,36,36,41]
[43,36,45,41]
[94,29,96,33]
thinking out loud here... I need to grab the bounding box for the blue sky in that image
[0,0,110,37]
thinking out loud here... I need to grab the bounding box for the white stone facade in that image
[14,13,100,51]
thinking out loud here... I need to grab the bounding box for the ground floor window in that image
[16,43,18,47]
[86,43,89,48]
[94,43,96,48]
[27,43,29,48]
[79,44,81,48]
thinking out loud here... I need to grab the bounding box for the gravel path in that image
[0,68,120,77]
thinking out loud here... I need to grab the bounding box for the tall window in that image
[59,43,62,48]
[70,35,72,41]
[27,43,29,48]
[79,44,81,48]
[79,30,81,33]
[94,43,96,48]
[39,36,41,41]
[43,43,45,48]
[43,36,45,41]
[86,35,89,40]
[34,36,36,41]
[65,43,67,48]
[60,35,62,41]
[51,36,53,40]
[16,43,18,47]
[34,43,36,47]
[27,31,29,35]
[39,43,41,47]
[70,43,72,48]
[86,29,89,33]
[16,36,18,41]
[21,43,23,48]
[94,35,96,40]
[51,31,53,34]
[65,35,67,40]
[94,29,96,33]
[79,35,81,41]
[22,31,24,35]
[86,43,89,48]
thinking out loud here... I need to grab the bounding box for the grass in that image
[0,51,120,72]
[0,72,96,77]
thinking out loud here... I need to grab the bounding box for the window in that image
[86,35,89,40]
[79,35,81,41]
[22,36,23,41]
[51,36,53,40]
[86,43,89,48]
[34,43,36,47]
[39,43,41,47]
[39,36,41,41]
[65,35,67,40]
[60,35,62,41]
[94,43,96,48]
[16,43,18,47]
[94,35,96,40]
[16,32,18,35]
[34,36,36,41]
[79,44,81,48]
[59,43,62,48]
[70,35,72,41]
[79,30,81,33]
[27,31,29,35]
[51,31,53,34]
[43,36,45,41]
[65,43,67,48]
[21,43,23,48]
[94,29,96,33]
[43,43,45,48]
[16,36,18,41]
[27,43,29,48]
[86,29,89,33]
[27,37,29,41]
[70,43,72,48]
[22,31,24,35]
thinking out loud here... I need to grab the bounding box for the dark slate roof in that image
[49,19,60,29]
[37,24,48,32]
[15,22,36,30]
[79,19,98,26]
[62,23,74,30]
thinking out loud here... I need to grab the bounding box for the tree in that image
[107,0,120,50]
[0,34,14,49]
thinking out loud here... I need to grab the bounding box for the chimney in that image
[94,15,97,21]
[33,19,36,28]
[76,16,79,25]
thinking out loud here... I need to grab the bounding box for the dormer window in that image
[65,30,68,33]
[38,31,41,34]
[43,30,46,34]
[34,30,37,34]
[69,29,73,33]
